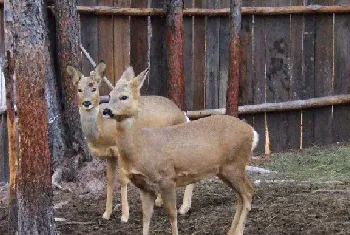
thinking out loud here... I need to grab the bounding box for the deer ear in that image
[67,65,82,86]
[95,62,106,76]
[93,62,106,84]
[121,66,135,81]
[134,67,149,90]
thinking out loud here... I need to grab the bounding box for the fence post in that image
[226,0,242,116]
[166,0,186,110]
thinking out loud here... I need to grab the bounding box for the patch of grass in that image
[264,145,350,182]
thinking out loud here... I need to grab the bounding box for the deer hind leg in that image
[140,190,156,235]
[160,187,179,235]
[178,183,195,215]
[103,157,117,220]
[218,164,253,235]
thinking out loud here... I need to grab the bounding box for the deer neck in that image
[114,114,140,163]
[79,106,101,141]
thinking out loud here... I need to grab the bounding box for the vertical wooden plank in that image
[114,0,131,82]
[149,0,167,96]
[313,0,334,146]
[287,0,303,150]
[0,8,4,62]
[205,0,220,109]
[98,0,115,95]
[332,0,350,143]
[239,1,253,106]
[301,2,316,148]
[251,0,266,154]
[0,115,5,182]
[193,0,205,110]
[1,115,8,182]
[130,0,149,94]
[184,0,194,110]
[219,0,230,108]
[264,0,290,153]
[0,7,5,180]
[79,0,98,75]
[238,0,254,132]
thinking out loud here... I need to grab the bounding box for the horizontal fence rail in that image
[71,6,350,16]
[2,3,350,16]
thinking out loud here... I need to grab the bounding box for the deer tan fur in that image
[104,68,258,235]
[66,63,195,222]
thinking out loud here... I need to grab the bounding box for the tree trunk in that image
[54,0,90,171]
[3,50,17,234]
[166,0,186,110]
[46,8,66,173]
[226,0,242,116]
[4,0,55,234]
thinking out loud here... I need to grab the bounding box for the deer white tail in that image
[252,129,259,151]
[184,112,190,123]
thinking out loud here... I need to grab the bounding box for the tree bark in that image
[3,50,17,234]
[4,0,55,234]
[46,7,66,173]
[54,0,90,170]
[166,0,186,110]
[226,0,242,116]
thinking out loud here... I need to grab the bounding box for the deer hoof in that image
[121,214,129,223]
[178,205,190,215]
[102,211,111,220]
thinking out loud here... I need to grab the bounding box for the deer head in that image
[66,62,106,111]
[103,67,148,121]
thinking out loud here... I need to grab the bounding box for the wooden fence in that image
[1,0,350,181]
[78,0,350,155]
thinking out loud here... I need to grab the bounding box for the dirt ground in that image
[1,158,350,235]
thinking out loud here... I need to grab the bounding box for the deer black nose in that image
[103,108,114,118]
[82,101,92,107]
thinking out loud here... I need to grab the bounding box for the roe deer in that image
[66,63,195,222]
[103,68,259,235]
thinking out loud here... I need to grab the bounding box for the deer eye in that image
[78,88,83,92]
[120,96,128,101]
[92,88,97,92]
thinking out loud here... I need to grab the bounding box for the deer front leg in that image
[140,190,156,235]
[119,167,130,222]
[178,183,194,215]
[103,157,117,220]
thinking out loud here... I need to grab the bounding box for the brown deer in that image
[103,68,259,235]
[66,63,194,222]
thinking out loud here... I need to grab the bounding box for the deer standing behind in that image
[66,63,195,222]
[103,68,259,235]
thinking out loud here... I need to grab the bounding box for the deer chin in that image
[103,114,113,119]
